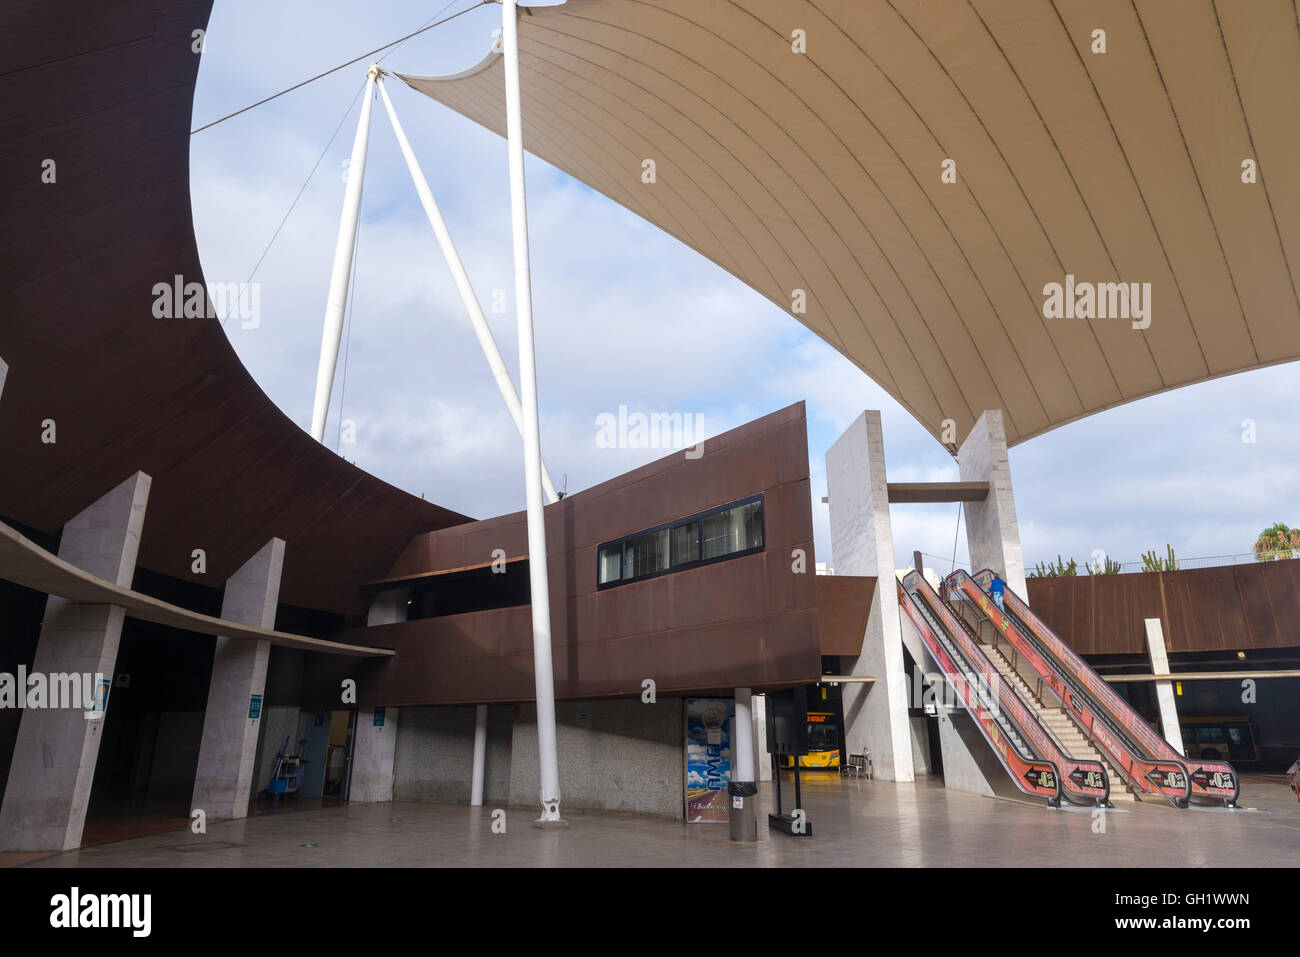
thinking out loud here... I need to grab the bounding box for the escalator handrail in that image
[949,570,1161,764]
[989,572,1170,758]
[994,574,1239,805]
[949,568,1193,807]
[964,570,1238,805]
[908,575,1108,805]
[937,590,1110,806]
[900,574,1064,804]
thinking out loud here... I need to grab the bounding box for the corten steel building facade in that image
[4,0,1300,851]
[0,0,853,849]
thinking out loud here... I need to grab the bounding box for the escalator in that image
[898,571,1110,807]
[946,569,1240,808]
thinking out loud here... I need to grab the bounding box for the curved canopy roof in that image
[402,0,1300,446]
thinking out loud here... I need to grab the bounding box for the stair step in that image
[975,637,1140,796]
[979,641,1137,794]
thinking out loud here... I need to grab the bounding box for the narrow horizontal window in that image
[701,499,763,560]
[671,521,700,567]
[623,528,669,579]
[596,494,764,590]
[598,544,622,584]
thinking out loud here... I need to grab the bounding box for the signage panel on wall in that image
[685,698,734,823]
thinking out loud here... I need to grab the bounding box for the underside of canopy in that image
[400,0,1300,447]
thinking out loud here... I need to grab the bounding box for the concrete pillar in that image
[0,354,8,399]
[350,707,398,803]
[1144,618,1184,755]
[825,412,914,782]
[345,590,407,804]
[730,688,758,842]
[367,586,410,626]
[752,693,771,782]
[470,703,488,806]
[190,538,285,820]
[0,471,151,851]
[733,688,755,781]
[958,410,1027,601]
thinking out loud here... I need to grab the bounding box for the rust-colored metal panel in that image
[1026,560,1300,655]
[815,576,876,656]
[304,404,822,705]
[0,0,470,616]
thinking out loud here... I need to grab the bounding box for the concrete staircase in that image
[979,638,1135,802]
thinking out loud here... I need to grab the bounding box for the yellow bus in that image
[779,711,841,769]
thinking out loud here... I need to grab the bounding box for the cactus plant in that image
[1031,555,1077,577]
[1087,555,1122,575]
[1140,545,1178,573]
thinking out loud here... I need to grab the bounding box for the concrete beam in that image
[825,412,914,782]
[886,481,989,504]
[191,538,285,820]
[0,471,151,851]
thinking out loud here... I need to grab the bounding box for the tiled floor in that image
[75,789,344,848]
[8,773,1297,868]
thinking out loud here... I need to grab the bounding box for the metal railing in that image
[1027,550,1299,577]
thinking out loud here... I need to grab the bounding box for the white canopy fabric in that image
[400,0,1300,446]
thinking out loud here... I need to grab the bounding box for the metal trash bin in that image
[728,781,759,842]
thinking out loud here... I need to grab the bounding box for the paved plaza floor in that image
[5,773,1295,868]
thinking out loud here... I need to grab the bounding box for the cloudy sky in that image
[191,0,1298,577]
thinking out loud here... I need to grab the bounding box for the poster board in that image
[684,697,734,823]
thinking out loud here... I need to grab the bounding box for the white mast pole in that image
[310,64,379,443]
[376,75,558,503]
[501,0,562,824]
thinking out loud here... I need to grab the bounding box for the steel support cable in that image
[217,79,366,327]
[191,0,488,135]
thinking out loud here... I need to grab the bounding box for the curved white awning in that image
[401,0,1300,446]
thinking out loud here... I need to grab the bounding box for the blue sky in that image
[191,0,1299,575]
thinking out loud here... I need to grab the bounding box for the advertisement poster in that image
[685,698,734,823]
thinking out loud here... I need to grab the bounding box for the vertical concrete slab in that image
[368,587,409,626]
[344,590,408,803]
[1144,618,1184,755]
[752,693,771,782]
[825,412,914,782]
[350,707,399,803]
[470,703,488,806]
[958,410,1027,601]
[935,715,997,797]
[507,699,682,817]
[897,609,1001,795]
[909,715,932,774]
[190,538,284,820]
[0,471,151,851]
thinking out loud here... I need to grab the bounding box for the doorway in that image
[296,709,356,801]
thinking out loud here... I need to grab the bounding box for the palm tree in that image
[1253,523,1300,561]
